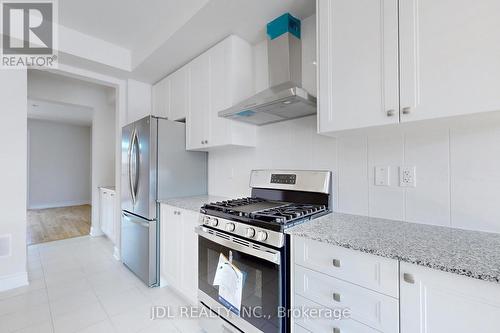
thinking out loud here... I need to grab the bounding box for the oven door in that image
[196,226,284,333]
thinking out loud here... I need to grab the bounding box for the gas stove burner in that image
[250,203,327,224]
[202,197,328,228]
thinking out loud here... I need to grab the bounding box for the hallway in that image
[27,205,91,245]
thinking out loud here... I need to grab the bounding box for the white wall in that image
[0,69,28,290]
[208,14,500,234]
[28,119,91,209]
[28,70,116,234]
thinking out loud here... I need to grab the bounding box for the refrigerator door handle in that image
[128,128,138,205]
[122,212,149,227]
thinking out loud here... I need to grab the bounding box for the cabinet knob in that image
[403,273,415,284]
[386,109,395,117]
[204,140,208,144]
[333,292,341,302]
[402,107,412,115]
[332,259,341,267]
[200,140,204,144]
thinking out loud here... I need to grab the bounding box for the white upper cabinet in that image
[169,67,188,121]
[318,0,400,133]
[187,54,211,150]
[152,78,170,119]
[399,0,500,122]
[152,67,188,121]
[400,262,500,333]
[318,0,500,133]
[186,35,256,151]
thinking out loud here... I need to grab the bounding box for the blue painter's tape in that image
[236,110,256,117]
[266,13,301,40]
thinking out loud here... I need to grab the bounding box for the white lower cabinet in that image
[295,265,399,333]
[294,295,380,333]
[99,187,116,243]
[400,262,500,333]
[160,204,200,304]
[292,236,399,333]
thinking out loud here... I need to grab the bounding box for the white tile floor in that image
[0,236,208,333]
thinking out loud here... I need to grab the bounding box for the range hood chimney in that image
[218,13,316,126]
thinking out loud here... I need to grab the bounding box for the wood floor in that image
[27,205,91,245]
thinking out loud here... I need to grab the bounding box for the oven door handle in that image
[195,226,281,265]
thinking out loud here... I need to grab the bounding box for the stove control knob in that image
[225,223,235,232]
[210,218,219,227]
[203,216,211,224]
[256,230,268,242]
[245,228,256,238]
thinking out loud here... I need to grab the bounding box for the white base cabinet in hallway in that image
[400,262,500,333]
[160,204,200,304]
[99,187,116,243]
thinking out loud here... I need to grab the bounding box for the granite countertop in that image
[158,195,229,212]
[286,212,500,283]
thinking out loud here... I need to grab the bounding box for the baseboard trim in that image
[90,226,103,237]
[28,200,91,210]
[0,271,28,292]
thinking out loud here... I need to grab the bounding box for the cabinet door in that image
[169,67,188,121]
[399,0,500,122]
[107,191,116,243]
[99,190,107,235]
[160,205,181,288]
[186,55,210,150]
[152,78,170,119]
[400,262,500,333]
[180,209,200,304]
[207,40,230,147]
[317,0,399,133]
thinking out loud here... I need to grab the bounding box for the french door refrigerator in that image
[121,116,207,287]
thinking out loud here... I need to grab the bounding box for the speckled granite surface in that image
[158,195,228,212]
[286,212,500,283]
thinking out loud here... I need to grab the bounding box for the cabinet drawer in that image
[295,265,399,333]
[294,295,380,333]
[294,237,399,297]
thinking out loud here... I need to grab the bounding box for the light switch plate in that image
[400,166,416,187]
[375,166,390,186]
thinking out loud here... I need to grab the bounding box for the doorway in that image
[26,69,116,245]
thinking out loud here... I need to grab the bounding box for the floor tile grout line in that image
[38,249,56,333]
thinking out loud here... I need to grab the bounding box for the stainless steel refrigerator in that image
[121,116,207,287]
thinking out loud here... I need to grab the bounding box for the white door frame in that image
[40,64,127,260]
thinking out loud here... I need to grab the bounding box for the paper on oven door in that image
[213,253,244,315]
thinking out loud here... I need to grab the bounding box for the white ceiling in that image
[57,0,315,83]
[59,0,209,51]
[28,99,94,126]
[131,0,316,82]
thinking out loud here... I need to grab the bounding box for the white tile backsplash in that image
[208,113,500,234]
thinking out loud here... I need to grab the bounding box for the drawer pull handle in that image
[403,273,415,284]
[333,292,341,302]
[332,259,341,267]
[333,327,340,333]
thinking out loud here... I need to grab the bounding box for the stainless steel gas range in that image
[196,170,333,333]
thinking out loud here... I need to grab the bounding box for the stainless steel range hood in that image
[218,16,316,126]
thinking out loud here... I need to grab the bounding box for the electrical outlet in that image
[400,166,416,187]
[374,166,390,186]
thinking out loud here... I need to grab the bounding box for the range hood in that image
[218,13,316,126]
